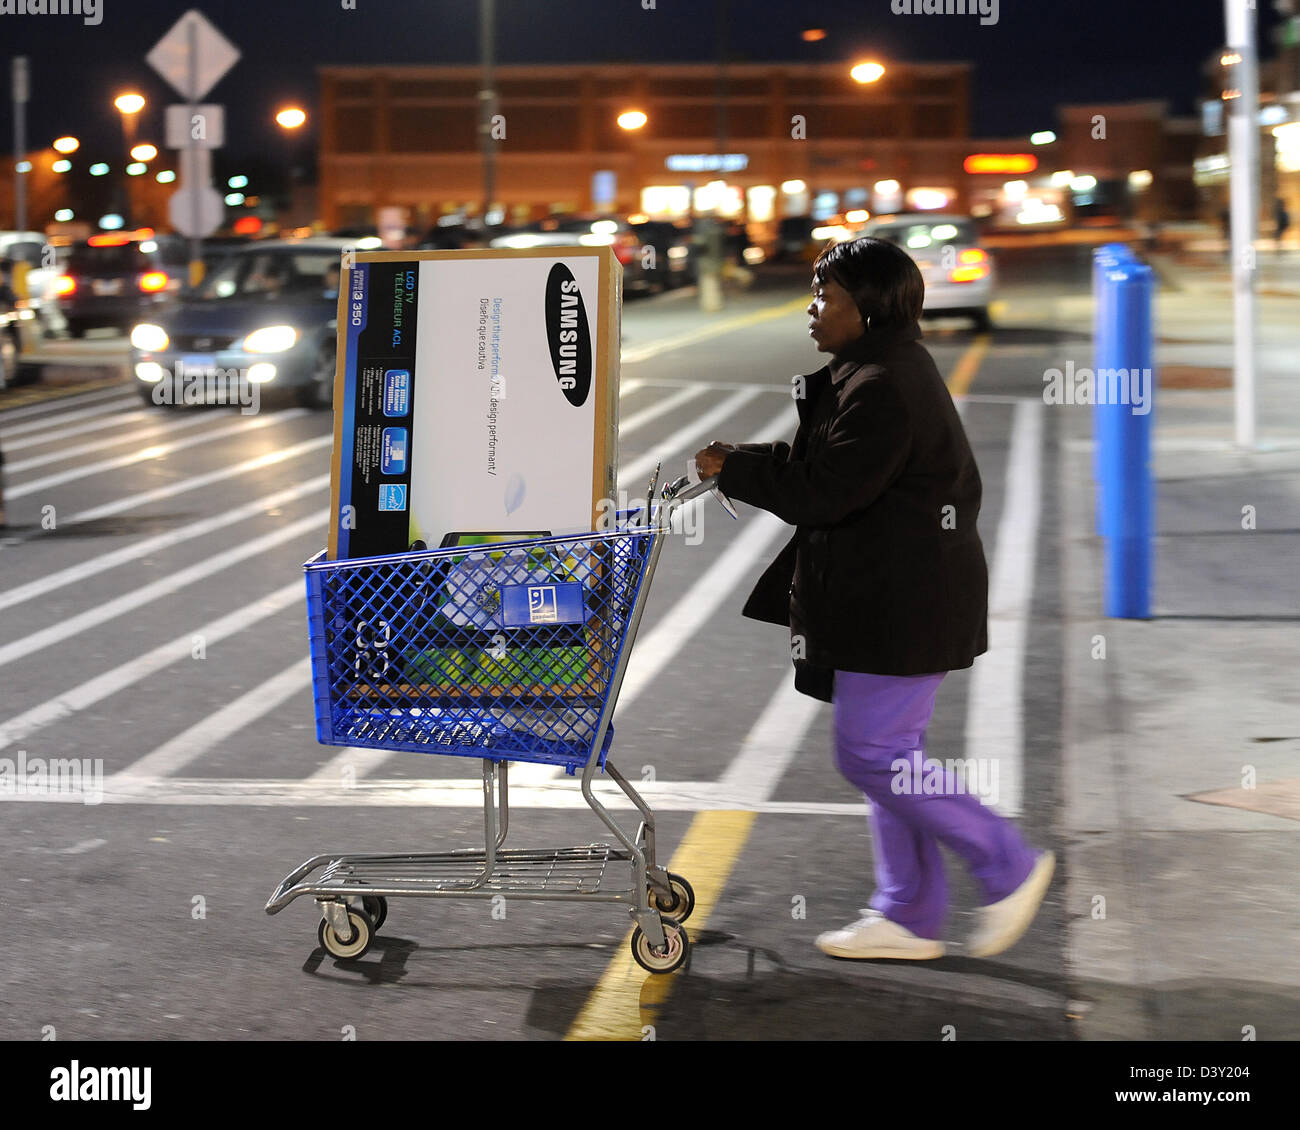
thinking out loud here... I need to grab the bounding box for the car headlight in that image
[241,325,299,353]
[130,323,169,352]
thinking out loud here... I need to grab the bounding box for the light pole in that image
[12,58,28,233]
[695,0,730,313]
[1223,0,1259,449]
[479,0,497,232]
[114,92,145,227]
[275,106,308,227]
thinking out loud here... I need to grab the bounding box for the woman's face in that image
[807,275,865,354]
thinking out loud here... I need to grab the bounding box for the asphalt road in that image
[0,247,1094,1040]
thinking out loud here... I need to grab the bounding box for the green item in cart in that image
[401,642,597,691]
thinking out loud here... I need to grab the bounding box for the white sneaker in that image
[815,909,945,960]
[966,851,1056,958]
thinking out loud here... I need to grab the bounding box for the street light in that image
[275,107,307,130]
[53,136,79,154]
[851,61,886,84]
[130,143,158,162]
[617,110,647,130]
[114,93,145,116]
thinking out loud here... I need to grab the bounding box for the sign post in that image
[147,9,240,281]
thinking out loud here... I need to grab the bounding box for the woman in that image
[693,237,1053,960]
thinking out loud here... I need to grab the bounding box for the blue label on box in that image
[380,427,408,474]
[383,370,410,416]
[377,483,407,512]
[501,582,587,627]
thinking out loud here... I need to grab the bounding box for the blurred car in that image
[630,219,696,289]
[863,213,995,331]
[130,238,349,410]
[489,216,662,293]
[56,230,188,337]
[0,231,65,337]
[416,216,499,251]
[774,215,820,262]
[1,261,38,390]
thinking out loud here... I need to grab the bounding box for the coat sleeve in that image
[734,440,793,459]
[717,374,911,527]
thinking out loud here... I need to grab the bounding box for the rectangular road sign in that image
[165,104,225,149]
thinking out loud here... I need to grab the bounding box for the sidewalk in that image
[1059,252,1300,1037]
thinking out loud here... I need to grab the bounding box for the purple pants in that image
[832,669,1037,940]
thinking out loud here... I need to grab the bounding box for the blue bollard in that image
[1092,243,1134,536]
[1097,260,1155,619]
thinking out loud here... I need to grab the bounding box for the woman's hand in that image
[694,441,735,480]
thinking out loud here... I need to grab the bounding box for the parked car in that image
[630,219,696,289]
[0,231,66,337]
[130,238,350,410]
[774,215,821,262]
[416,216,501,251]
[56,230,188,337]
[862,213,996,331]
[489,216,663,294]
[1,257,38,389]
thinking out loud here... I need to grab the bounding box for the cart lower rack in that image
[266,472,718,973]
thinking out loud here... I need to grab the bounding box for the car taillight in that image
[54,274,77,297]
[613,233,639,265]
[139,271,169,293]
[948,248,990,283]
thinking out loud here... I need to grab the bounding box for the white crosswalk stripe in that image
[0,397,141,440]
[6,408,308,499]
[0,387,134,424]
[3,410,216,471]
[0,476,329,614]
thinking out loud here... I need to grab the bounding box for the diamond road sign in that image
[146,9,240,102]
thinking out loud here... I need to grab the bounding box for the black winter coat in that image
[716,321,989,701]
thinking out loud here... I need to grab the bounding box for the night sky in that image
[0,0,1281,168]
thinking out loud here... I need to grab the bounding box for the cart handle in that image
[651,473,735,529]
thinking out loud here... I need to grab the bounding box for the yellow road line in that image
[564,809,757,1041]
[946,332,992,397]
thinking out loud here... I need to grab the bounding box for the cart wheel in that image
[650,873,696,923]
[361,896,388,932]
[630,918,689,974]
[318,908,374,961]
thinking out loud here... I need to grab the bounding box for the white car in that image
[862,214,995,331]
[0,230,65,337]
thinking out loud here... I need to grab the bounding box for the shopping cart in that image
[266,469,721,973]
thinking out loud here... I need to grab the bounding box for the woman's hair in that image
[812,237,925,329]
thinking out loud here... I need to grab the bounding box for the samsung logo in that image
[544,263,592,407]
